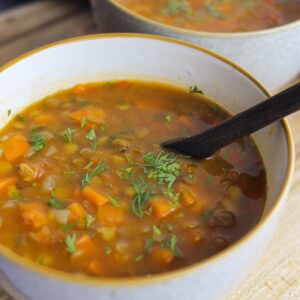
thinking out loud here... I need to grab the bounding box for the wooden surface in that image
[0,1,299,299]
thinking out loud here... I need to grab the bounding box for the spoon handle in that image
[163,82,300,159]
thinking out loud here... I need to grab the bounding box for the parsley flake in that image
[48,192,64,209]
[30,130,45,153]
[81,161,106,188]
[65,234,77,254]
[85,214,95,228]
[61,128,77,144]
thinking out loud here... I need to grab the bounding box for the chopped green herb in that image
[80,116,86,128]
[65,234,77,254]
[105,246,112,255]
[84,161,94,170]
[61,128,77,144]
[142,151,181,188]
[81,161,106,188]
[107,194,120,207]
[130,177,153,218]
[85,214,95,229]
[16,114,25,122]
[144,238,154,250]
[107,183,113,190]
[165,114,172,123]
[48,192,64,209]
[163,187,180,207]
[135,254,144,262]
[187,173,194,180]
[10,190,25,202]
[59,222,76,232]
[7,109,11,117]
[161,234,180,256]
[153,225,162,238]
[189,85,204,94]
[100,125,105,132]
[30,130,45,153]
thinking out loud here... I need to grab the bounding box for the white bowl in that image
[91,0,300,91]
[0,34,294,300]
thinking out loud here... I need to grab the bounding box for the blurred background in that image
[0,0,94,65]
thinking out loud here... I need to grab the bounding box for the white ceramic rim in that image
[107,0,300,38]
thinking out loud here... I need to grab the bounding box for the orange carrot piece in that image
[19,203,48,229]
[87,259,103,276]
[179,183,197,206]
[3,134,29,161]
[72,84,87,97]
[34,114,55,126]
[68,202,86,218]
[70,106,105,125]
[73,187,82,201]
[0,177,17,195]
[150,196,178,219]
[178,115,195,131]
[97,205,124,227]
[75,234,97,256]
[82,186,109,207]
[151,248,174,265]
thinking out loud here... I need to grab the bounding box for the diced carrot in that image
[97,205,124,227]
[70,106,105,125]
[151,248,174,265]
[68,202,86,218]
[19,203,48,229]
[34,115,55,126]
[87,259,103,276]
[3,134,29,161]
[75,234,97,257]
[0,177,17,196]
[150,196,178,219]
[82,186,109,207]
[179,183,197,206]
[72,84,87,97]
[73,187,82,201]
[178,115,195,131]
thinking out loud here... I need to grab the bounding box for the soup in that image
[0,81,266,277]
[115,0,300,33]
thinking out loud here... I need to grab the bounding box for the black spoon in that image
[162,82,300,159]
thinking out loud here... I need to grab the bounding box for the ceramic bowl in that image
[0,34,294,300]
[90,0,300,92]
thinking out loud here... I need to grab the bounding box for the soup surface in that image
[0,81,266,277]
[115,0,300,33]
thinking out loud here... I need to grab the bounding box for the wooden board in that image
[0,2,299,299]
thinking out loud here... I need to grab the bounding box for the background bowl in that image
[90,0,300,91]
[0,34,294,300]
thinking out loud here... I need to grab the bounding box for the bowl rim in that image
[0,33,295,287]
[106,0,300,38]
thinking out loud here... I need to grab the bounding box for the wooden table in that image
[0,1,299,299]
